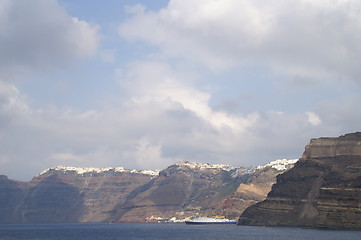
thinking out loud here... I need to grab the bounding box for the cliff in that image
[22,167,156,223]
[110,162,247,222]
[108,160,296,222]
[0,160,296,223]
[0,175,27,223]
[238,132,361,230]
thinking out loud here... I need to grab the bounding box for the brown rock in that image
[0,159,296,223]
[238,132,361,230]
[110,161,296,222]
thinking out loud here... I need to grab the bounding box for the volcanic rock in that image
[0,175,27,223]
[238,132,361,230]
[110,160,296,222]
[0,160,296,223]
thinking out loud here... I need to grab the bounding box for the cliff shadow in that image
[15,174,85,223]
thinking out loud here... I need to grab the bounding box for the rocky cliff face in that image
[228,159,298,220]
[0,167,156,223]
[111,162,245,222]
[0,160,296,223]
[0,176,27,223]
[25,167,156,223]
[110,160,297,222]
[238,132,361,230]
[18,174,83,223]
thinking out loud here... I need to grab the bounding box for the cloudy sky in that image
[1,0,361,180]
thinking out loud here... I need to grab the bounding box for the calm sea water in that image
[0,223,359,240]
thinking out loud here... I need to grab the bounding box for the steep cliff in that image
[226,159,297,220]
[29,167,157,223]
[109,160,297,222]
[0,167,157,223]
[0,160,296,223]
[238,132,361,230]
[0,176,27,223]
[17,174,84,223]
[110,162,245,222]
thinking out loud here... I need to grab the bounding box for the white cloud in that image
[119,0,361,81]
[306,112,322,126]
[0,0,101,179]
[49,146,119,167]
[119,61,259,132]
[1,62,249,179]
[0,81,30,121]
[1,0,360,182]
[125,137,177,170]
[0,0,99,77]
[1,77,360,180]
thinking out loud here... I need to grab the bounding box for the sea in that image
[0,223,360,240]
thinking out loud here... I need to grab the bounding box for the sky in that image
[1,0,361,180]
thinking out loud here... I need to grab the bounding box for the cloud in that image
[1,0,360,182]
[122,137,178,170]
[0,66,359,181]
[119,0,361,81]
[0,0,99,78]
[316,94,361,134]
[0,81,30,123]
[0,0,100,179]
[306,112,322,126]
[50,152,84,162]
[119,61,259,132]
[0,61,339,181]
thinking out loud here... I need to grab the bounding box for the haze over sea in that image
[0,223,359,240]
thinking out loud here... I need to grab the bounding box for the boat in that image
[185,217,237,225]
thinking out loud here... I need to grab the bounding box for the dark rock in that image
[0,175,27,223]
[238,132,361,230]
[17,174,83,223]
[29,168,154,223]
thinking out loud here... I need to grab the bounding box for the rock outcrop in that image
[238,132,361,230]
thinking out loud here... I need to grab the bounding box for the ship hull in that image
[185,221,237,225]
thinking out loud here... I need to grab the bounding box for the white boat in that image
[185,217,237,225]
